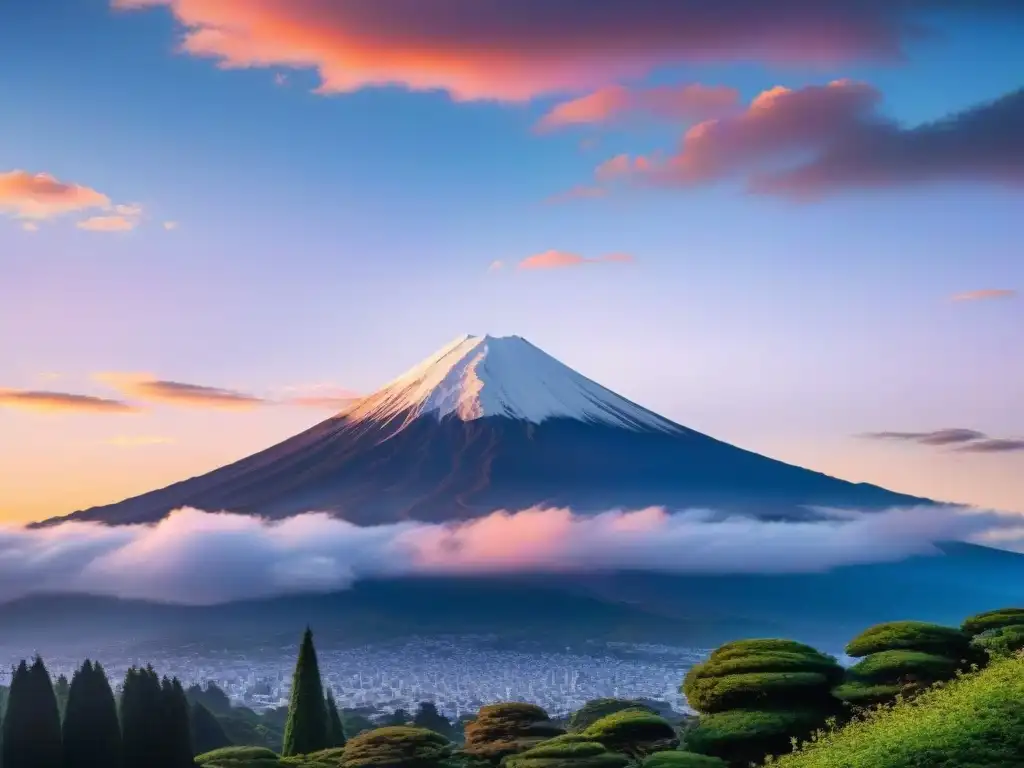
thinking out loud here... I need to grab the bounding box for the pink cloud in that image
[536,83,739,132]
[0,171,110,220]
[77,215,137,232]
[517,250,635,270]
[951,289,1017,302]
[108,1,1024,102]
[594,82,1024,198]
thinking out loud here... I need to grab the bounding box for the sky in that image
[1,0,1023,523]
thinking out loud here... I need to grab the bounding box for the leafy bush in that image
[504,734,629,768]
[766,652,1024,767]
[960,607,1024,636]
[196,746,282,767]
[843,622,971,659]
[641,752,727,768]
[844,650,959,683]
[463,703,563,761]
[568,699,657,733]
[581,709,679,757]
[340,726,452,768]
[683,710,825,767]
[972,625,1024,659]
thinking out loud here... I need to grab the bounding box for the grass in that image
[766,652,1024,767]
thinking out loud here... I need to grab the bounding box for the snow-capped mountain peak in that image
[341,334,682,432]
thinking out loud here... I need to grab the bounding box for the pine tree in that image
[189,702,231,756]
[120,666,164,768]
[3,657,63,768]
[63,661,122,768]
[161,678,193,768]
[282,627,329,756]
[53,676,70,721]
[325,691,346,748]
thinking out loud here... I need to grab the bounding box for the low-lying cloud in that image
[94,373,267,410]
[3,504,1021,605]
[0,389,139,414]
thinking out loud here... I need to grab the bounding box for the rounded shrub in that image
[961,607,1024,636]
[962,607,1024,660]
[463,703,564,762]
[581,709,679,757]
[340,726,451,768]
[504,734,629,768]
[684,710,824,767]
[568,699,657,733]
[837,621,976,709]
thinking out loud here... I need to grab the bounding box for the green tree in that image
[682,639,843,766]
[162,677,194,768]
[53,675,70,720]
[641,753,726,768]
[412,702,453,739]
[504,734,629,768]
[120,666,165,768]
[3,657,63,768]
[463,703,564,763]
[581,710,678,759]
[962,607,1024,659]
[190,702,232,756]
[835,621,976,708]
[340,726,451,768]
[568,700,657,734]
[62,660,122,768]
[325,691,346,748]
[282,627,329,756]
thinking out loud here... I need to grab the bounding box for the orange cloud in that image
[95,373,266,410]
[0,170,110,220]
[103,435,175,447]
[518,250,634,270]
[0,389,140,414]
[77,215,137,232]
[536,83,738,132]
[593,81,1024,198]
[951,289,1017,302]
[108,1,1024,102]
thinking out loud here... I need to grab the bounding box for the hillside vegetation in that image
[0,606,1022,768]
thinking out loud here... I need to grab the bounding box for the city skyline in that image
[2,1,1023,521]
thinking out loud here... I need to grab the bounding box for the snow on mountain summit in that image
[342,334,682,432]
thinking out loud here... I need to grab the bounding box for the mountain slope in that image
[44,335,931,526]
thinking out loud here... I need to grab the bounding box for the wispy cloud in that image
[21,221,39,233]
[4,504,1022,604]
[0,389,140,414]
[862,428,1024,454]
[77,215,138,232]
[545,185,609,205]
[586,82,1024,199]
[111,1,1024,102]
[951,289,1017,302]
[536,83,738,132]
[518,250,635,270]
[95,373,266,410]
[163,221,178,231]
[103,435,175,448]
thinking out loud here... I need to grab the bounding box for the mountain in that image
[4,543,1023,655]
[46,334,930,526]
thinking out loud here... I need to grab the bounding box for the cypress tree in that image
[282,627,329,756]
[3,657,63,768]
[120,667,164,768]
[326,691,347,748]
[63,661,122,768]
[53,676,70,721]
[189,702,232,756]
[161,678,193,768]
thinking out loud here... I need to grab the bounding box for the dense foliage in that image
[962,607,1024,659]
[766,651,1024,767]
[62,660,122,768]
[836,621,975,708]
[682,639,842,765]
[581,709,678,758]
[282,628,331,757]
[325,692,347,749]
[339,726,451,768]
[641,752,727,768]
[3,657,62,768]
[567,699,657,734]
[463,703,564,761]
[503,734,629,768]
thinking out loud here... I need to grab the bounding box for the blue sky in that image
[1,0,1022,520]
